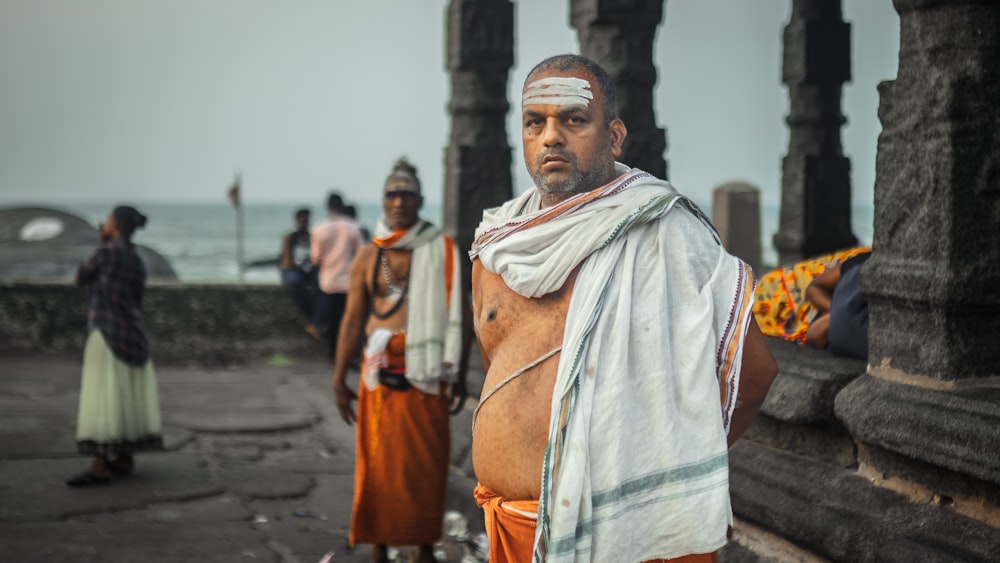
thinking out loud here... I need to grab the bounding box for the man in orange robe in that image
[333,158,472,563]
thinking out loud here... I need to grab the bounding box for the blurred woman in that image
[67,205,163,486]
[752,246,871,345]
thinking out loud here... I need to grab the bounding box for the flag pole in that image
[228,172,244,283]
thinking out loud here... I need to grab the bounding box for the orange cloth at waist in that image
[384,332,406,371]
[350,357,450,546]
[474,484,719,563]
[474,483,539,563]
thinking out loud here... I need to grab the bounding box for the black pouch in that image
[378,369,412,391]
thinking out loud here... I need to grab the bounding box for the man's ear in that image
[609,119,627,159]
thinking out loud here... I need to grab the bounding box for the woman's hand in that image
[98,222,113,243]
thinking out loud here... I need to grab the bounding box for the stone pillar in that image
[570,0,667,179]
[443,0,515,281]
[863,0,1000,383]
[773,0,856,265]
[713,182,762,275]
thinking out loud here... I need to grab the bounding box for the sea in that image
[60,201,874,284]
[62,201,415,284]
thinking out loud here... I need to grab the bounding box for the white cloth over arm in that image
[540,207,754,563]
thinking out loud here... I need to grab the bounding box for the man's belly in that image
[472,355,559,501]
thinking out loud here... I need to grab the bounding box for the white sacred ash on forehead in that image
[385,172,420,194]
[522,76,593,107]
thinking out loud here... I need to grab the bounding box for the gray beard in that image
[533,159,614,200]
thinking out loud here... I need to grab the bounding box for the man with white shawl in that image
[333,158,471,563]
[470,55,778,563]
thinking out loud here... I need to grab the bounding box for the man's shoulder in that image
[658,197,718,236]
[330,216,361,230]
[355,243,377,261]
[311,219,332,234]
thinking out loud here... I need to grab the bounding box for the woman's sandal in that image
[65,472,111,487]
[108,460,134,476]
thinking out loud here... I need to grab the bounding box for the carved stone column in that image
[773,0,856,265]
[570,0,667,179]
[444,0,515,280]
[863,0,1000,383]
[713,182,762,275]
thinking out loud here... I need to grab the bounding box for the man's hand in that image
[334,381,358,425]
[448,378,468,415]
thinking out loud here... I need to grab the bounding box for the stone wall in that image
[730,339,1000,561]
[0,282,324,365]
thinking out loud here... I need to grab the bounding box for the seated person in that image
[805,250,871,361]
[280,208,323,338]
[753,246,871,344]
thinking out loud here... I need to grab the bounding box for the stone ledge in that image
[0,282,323,365]
[743,415,856,468]
[760,338,866,425]
[730,440,1000,562]
[834,374,1000,487]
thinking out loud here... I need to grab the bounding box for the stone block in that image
[834,374,1000,489]
[730,440,1000,562]
[761,338,865,425]
[712,183,762,274]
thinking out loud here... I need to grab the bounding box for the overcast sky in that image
[0,1,898,211]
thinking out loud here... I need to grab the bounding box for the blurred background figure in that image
[753,246,871,347]
[311,192,363,364]
[805,249,872,361]
[344,204,371,242]
[280,207,322,339]
[333,157,470,563]
[67,205,164,487]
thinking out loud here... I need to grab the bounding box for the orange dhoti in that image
[351,335,451,546]
[474,484,719,563]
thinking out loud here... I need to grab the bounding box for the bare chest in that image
[366,248,411,333]
[472,267,577,500]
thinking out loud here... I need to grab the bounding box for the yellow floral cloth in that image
[753,247,871,343]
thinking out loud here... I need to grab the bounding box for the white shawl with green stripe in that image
[471,165,755,562]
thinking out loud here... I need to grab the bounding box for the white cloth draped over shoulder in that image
[372,218,463,395]
[470,164,756,563]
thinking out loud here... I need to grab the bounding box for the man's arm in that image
[470,259,492,374]
[727,316,778,447]
[448,280,474,414]
[332,244,374,425]
[279,233,294,270]
[309,227,323,268]
[805,264,842,315]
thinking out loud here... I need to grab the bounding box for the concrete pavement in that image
[0,353,486,563]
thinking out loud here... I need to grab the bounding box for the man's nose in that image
[541,118,565,147]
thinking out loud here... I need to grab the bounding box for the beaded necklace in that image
[370,246,409,320]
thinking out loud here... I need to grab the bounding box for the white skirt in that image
[75,330,163,456]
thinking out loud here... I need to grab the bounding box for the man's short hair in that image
[295,207,310,219]
[525,54,618,124]
[327,192,346,212]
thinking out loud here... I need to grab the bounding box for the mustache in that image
[536,150,577,168]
